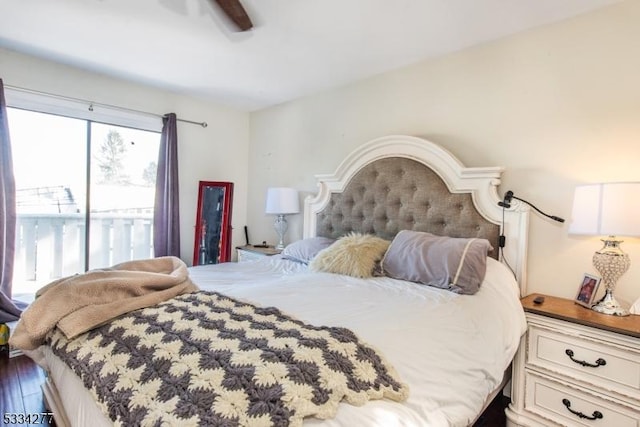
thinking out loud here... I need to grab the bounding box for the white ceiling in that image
[0,0,621,111]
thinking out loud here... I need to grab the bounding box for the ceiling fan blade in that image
[214,0,253,31]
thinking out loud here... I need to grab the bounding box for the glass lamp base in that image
[273,214,288,250]
[591,237,630,317]
[591,289,629,316]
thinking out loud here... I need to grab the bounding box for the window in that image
[8,107,160,295]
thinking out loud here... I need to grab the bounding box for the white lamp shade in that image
[265,187,300,214]
[569,182,640,237]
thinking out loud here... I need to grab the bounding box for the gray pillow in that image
[281,237,336,264]
[381,230,492,295]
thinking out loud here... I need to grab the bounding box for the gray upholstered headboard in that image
[315,157,500,259]
[303,135,531,293]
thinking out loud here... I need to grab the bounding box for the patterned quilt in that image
[48,291,408,426]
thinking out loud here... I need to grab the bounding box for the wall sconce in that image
[569,182,640,316]
[265,187,300,250]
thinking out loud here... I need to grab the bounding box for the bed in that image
[21,135,530,427]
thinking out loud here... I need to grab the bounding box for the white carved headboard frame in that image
[303,135,531,295]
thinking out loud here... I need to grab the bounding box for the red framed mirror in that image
[192,181,234,265]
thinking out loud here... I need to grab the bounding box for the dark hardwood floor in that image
[473,393,509,427]
[0,354,56,427]
[0,354,507,427]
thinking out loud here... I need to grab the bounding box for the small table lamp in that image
[569,182,640,316]
[265,187,300,250]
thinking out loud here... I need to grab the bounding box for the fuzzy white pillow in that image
[309,232,390,278]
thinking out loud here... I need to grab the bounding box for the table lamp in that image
[265,187,300,250]
[568,182,640,316]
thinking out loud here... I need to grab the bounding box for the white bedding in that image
[37,256,525,427]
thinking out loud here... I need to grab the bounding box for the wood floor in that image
[0,355,56,426]
[473,393,509,427]
[0,354,507,427]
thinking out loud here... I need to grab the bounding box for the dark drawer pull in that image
[562,398,603,421]
[565,349,606,368]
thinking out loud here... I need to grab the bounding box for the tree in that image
[142,161,157,186]
[96,129,129,184]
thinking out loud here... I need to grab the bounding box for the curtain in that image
[0,79,27,322]
[153,113,181,257]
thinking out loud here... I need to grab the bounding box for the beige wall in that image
[4,1,639,306]
[0,47,250,265]
[249,1,640,305]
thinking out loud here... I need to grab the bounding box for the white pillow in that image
[309,232,390,278]
[281,237,335,264]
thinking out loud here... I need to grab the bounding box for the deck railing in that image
[14,213,153,292]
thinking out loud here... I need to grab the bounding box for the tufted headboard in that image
[303,135,531,294]
[315,157,500,259]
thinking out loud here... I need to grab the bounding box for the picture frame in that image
[574,273,601,307]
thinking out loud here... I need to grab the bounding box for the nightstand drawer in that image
[528,324,640,399]
[524,372,640,427]
[237,249,265,262]
[236,245,281,262]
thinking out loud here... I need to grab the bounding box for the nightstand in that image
[506,294,640,427]
[236,245,281,262]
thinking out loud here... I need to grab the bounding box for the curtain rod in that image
[5,84,208,128]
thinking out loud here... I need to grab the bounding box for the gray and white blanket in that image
[48,291,408,427]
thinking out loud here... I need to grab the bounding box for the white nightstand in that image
[236,245,281,262]
[506,294,640,426]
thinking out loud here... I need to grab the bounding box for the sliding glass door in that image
[10,108,87,293]
[8,108,160,295]
[88,122,160,270]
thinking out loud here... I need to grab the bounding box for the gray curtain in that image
[153,113,181,257]
[0,78,27,321]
